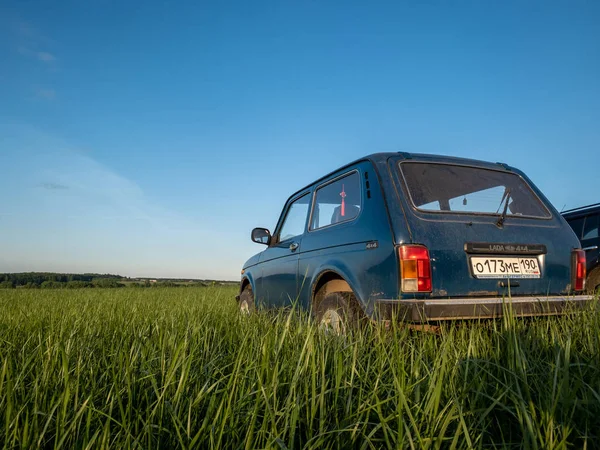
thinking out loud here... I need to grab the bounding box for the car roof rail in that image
[562,203,600,214]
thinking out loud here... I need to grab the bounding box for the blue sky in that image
[1,1,599,280]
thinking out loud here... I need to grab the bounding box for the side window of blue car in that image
[311,171,361,230]
[582,214,599,241]
[278,194,311,242]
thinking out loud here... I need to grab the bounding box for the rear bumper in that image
[375,295,596,322]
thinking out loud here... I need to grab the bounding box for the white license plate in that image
[470,256,541,279]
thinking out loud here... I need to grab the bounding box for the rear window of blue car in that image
[399,162,551,219]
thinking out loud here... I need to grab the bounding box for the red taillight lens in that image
[572,249,586,292]
[400,245,432,292]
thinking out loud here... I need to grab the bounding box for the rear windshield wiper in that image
[496,188,511,228]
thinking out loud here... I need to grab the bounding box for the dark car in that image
[237,153,592,330]
[562,203,600,293]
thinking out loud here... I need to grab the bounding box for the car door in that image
[582,212,600,273]
[256,192,311,308]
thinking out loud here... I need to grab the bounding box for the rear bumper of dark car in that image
[375,295,596,322]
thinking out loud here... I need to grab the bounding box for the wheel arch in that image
[310,269,365,316]
[238,272,255,301]
[587,264,600,293]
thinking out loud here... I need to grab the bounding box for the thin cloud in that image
[40,182,69,190]
[37,51,56,63]
[13,21,57,65]
[15,20,38,40]
[35,88,56,100]
[0,124,240,280]
[14,19,53,45]
[17,47,57,64]
[17,46,31,56]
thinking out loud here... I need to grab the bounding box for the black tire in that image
[239,285,255,314]
[587,267,600,295]
[314,292,361,334]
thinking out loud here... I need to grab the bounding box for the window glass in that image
[400,162,551,218]
[311,172,361,230]
[420,200,441,210]
[448,186,507,213]
[566,217,585,239]
[582,214,599,241]
[278,194,310,242]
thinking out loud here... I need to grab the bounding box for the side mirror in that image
[251,227,271,245]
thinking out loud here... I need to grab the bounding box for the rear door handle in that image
[289,242,299,251]
[583,246,599,251]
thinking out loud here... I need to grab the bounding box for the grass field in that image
[1,287,600,449]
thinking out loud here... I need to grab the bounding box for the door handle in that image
[289,242,299,251]
[583,245,599,251]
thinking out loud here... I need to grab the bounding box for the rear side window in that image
[400,162,551,219]
[582,214,599,241]
[311,171,361,230]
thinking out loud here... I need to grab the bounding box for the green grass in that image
[1,287,600,449]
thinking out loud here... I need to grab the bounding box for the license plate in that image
[470,256,541,279]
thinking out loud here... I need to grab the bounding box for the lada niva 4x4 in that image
[237,153,593,329]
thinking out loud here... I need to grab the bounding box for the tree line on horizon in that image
[0,273,236,289]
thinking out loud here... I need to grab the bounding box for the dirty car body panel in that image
[239,153,594,322]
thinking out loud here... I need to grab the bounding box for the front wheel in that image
[239,286,255,315]
[314,292,360,334]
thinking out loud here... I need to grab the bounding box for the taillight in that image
[400,245,432,293]
[572,249,586,292]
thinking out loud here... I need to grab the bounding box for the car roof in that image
[287,151,515,200]
[562,203,600,219]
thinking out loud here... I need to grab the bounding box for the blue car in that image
[562,203,600,293]
[237,153,592,329]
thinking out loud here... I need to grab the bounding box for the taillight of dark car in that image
[572,249,586,292]
[399,245,432,293]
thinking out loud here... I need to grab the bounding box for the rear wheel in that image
[587,267,600,296]
[315,292,360,334]
[239,285,255,315]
